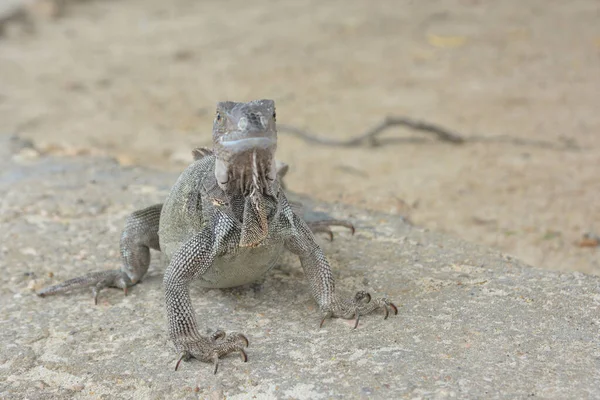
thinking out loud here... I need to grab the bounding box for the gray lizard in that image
[38,99,397,373]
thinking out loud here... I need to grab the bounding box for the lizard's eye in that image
[272,110,276,122]
[215,112,222,123]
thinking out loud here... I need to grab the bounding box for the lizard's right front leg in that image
[163,213,248,374]
[38,204,162,304]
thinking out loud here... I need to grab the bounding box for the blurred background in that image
[1,0,599,274]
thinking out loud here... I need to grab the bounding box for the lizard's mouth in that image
[218,136,276,153]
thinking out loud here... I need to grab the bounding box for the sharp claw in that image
[212,353,219,375]
[389,302,398,315]
[365,293,372,303]
[353,312,360,329]
[92,288,99,305]
[175,353,186,371]
[383,305,389,320]
[349,224,356,235]
[320,311,332,328]
[211,330,226,341]
[240,349,248,363]
[123,287,128,296]
[327,230,334,241]
[238,334,249,347]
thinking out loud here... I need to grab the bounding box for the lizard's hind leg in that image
[298,206,355,241]
[305,219,355,241]
[38,204,162,304]
[286,196,355,241]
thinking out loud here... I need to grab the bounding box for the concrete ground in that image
[1,136,599,399]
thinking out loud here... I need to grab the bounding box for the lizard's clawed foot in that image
[320,291,398,329]
[37,269,134,305]
[174,331,249,374]
[307,220,355,241]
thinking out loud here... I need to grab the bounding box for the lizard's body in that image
[160,153,286,288]
[39,100,396,373]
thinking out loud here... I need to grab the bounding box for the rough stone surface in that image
[0,135,599,399]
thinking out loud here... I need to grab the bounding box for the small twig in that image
[468,135,579,150]
[279,116,578,150]
[279,116,465,147]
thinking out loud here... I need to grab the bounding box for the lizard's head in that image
[212,99,278,195]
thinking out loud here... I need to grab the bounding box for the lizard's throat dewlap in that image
[239,195,268,247]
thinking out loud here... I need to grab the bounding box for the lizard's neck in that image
[215,149,277,197]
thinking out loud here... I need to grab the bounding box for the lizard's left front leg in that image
[285,213,397,328]
[163,214,248,374]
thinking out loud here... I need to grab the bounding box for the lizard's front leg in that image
[38,204,162,304]
[285,212,397,328]
[163,213,248,374]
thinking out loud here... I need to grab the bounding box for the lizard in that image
[38,99,397,374]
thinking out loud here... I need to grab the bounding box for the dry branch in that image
[279,116,578,150]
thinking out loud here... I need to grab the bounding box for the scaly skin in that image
[38,99,396,374]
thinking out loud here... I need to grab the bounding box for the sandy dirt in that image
[1,0,599,274]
